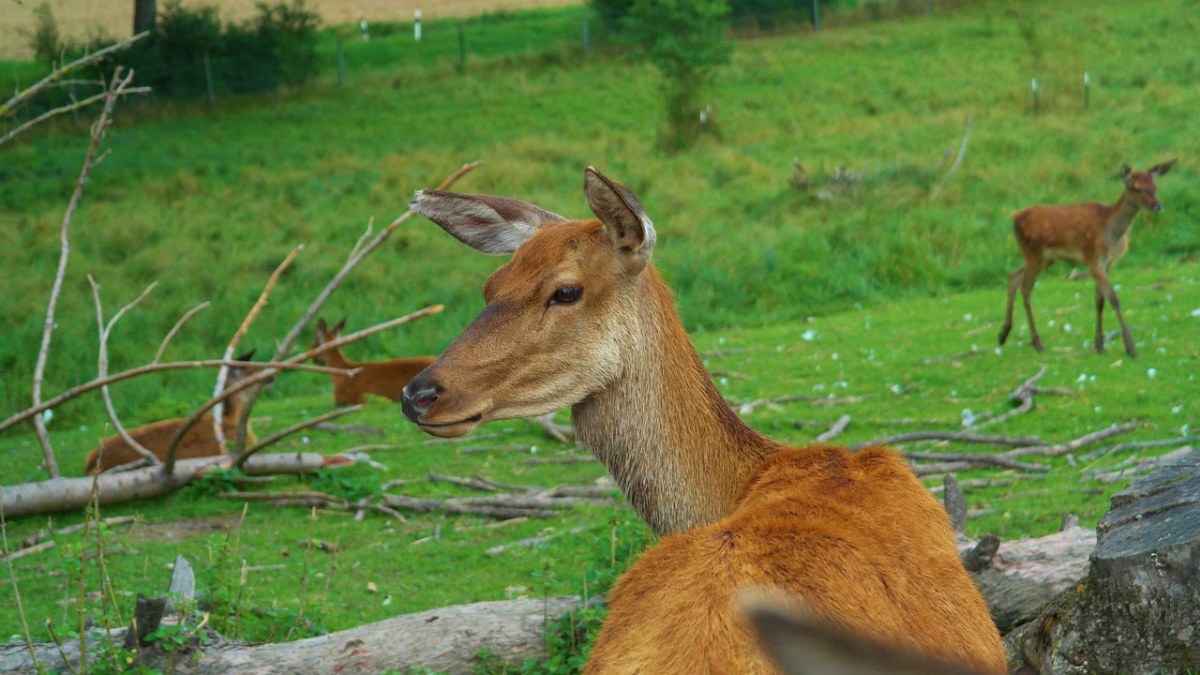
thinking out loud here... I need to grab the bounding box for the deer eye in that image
[551,286,583,305]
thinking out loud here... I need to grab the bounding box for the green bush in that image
[119,0,321,100]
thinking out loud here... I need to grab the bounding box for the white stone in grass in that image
[801,328,817,341]
[1172,406,1183,415]
[1190,308,1200,318]
[1147,368,1158,379]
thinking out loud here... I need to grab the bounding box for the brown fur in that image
[586,447,1006,674]
[999,160,1176,357]
[312,318,437,407]
[84,359,258,474]
[405,167,1006,673]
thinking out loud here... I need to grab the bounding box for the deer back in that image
[585,447,1006,674]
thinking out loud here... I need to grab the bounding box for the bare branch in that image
[30,67,137,478]
[0,31,149,137]
[0,86,151,148]
[267,161,481,364]
[851,431,1044,450]
[237,405,364,460]
[942,114,973,180]
[153,302,211,364]
[88,276,161,469]
[902,451,1047,472]
[0,359,355,434]
[815,415,851,443]
[216,244,302,453]
[1003,423,1136,459]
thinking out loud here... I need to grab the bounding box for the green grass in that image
[1,0,1196,423]
[2,261,1197,648]
[1,0,1199,666]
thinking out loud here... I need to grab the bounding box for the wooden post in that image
[203,51,215,106]
[457,22,466,72]
[337,38,346,87]
[582,10,590,58]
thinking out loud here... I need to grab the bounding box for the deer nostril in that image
[417,393,439,410]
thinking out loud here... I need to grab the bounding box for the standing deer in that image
[85,351,261,474]
[312,317,437,406]
[402,167,1006,674]
[999,160,1176,357]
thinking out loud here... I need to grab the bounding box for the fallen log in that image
[0,596,584,674]
[0,453,352,519]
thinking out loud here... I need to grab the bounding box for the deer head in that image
[402,167,657,437]
[1120,159,1176,213]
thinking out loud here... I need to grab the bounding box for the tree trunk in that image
[133,0,156,35]
[1006,448,1200,674]
[0,597,582,674]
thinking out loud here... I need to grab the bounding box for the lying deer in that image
[999,160,1176,357]
[402,167,1006,673]
[85,351,260,474]
[312,317,436,406]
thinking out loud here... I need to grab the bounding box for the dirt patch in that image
[1,0,583,60]
[126,514,239,543]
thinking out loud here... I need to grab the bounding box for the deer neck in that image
[1107,191,1142,242]
[571,267,780,536]
[322,346,354,372]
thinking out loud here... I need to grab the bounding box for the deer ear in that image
[316,318,327,334]
[1149,159,1176,177]
[1119,163,1133,184]
[334,317,347,334]
[235,349,256,362]
[583,166,656,272]
[739,591,982,675]
[411,190,567,255]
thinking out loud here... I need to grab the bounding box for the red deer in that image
[999,160,1176,357]
[85,351,260,474]
[312,317,436,406]
[402,167,1006,674]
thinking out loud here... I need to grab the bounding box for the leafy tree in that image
[625,0,732,150]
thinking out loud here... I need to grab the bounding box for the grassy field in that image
[1,0,1199,668]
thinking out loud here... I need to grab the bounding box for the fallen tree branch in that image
[815,415,851,442]
[851,430,1044,450]
[1002,423,1135,459]
[0,453,352,519]
[486,525,596,556]
[902,452,1046,472]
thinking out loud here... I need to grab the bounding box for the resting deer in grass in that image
[312,317,436,406]
[999,160,1176,357]
[85,351,260,474]
[402,167,1006,674]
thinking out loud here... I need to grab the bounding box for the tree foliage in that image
[623,0,732,150]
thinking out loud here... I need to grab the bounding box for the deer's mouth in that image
[415,413,485,438]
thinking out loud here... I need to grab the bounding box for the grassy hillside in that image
[2,0,1197,427]
[1,0,1198,665]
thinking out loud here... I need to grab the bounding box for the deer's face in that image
[1122,160,1176,213]
[402,167,655,438]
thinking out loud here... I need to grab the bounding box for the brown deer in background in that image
[312,317,436,406]
[999,160,1176,357]
[402,167,1006,674]
[85,351,260,474]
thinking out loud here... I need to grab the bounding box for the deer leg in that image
[998,267,1024,346]
[1019,261,1044,352]
[1091,265,1135,357]
[1093,284,1106,353]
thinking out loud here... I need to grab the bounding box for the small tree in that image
[626,0,731,151]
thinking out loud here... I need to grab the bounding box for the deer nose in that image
[402,378,442,422]
[1151,202,1163,213]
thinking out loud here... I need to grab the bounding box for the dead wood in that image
[1001,423,1135,459]
[902,452,1047,472]
[815,414,851,442]
[312,422,384,435]
[0,453,350,519]
[852,431,1044,449]
[485,525,596,556]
